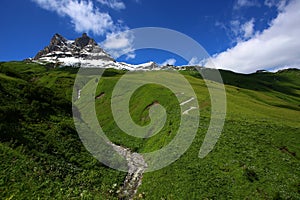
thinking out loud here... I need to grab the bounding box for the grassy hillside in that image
[0,62,125,199]
[0,61,299,199]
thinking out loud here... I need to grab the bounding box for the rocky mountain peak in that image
[34,33,114,62]
[74,33,97,49]
[52,33,66,43]
[50,34,68,50]
[32,33,165,71]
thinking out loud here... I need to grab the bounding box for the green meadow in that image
[0,61,299,199]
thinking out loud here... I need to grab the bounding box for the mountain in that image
[34,33,114,64]
[33,33,162,71]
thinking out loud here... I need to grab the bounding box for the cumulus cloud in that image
[101,30,135,59]
[32,0,116,35]
[97,0,125,10]
[205,0,300,73]
[160,58,176,66]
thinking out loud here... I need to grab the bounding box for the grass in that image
[0,61,300,199]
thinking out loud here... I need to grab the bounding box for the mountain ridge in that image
[32,33,300,74]
[33,33,165,71]
[34,33,114,62]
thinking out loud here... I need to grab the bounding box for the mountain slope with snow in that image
[33,33,164,71]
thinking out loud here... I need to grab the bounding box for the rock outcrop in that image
[34,33,114,63]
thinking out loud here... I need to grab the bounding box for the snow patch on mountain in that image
[33,33,167,71]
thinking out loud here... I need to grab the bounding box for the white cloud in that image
[241,18,255,39]
[205,0,300,73]
[234,0,260,9]
[32,0,115,35]
[229,18,255,41]
[97,0,125,10]
[33,0,135,60]
[101,30,135,59]
[160,58,176,66]
[188,57,205,66]
[125,53,136,60]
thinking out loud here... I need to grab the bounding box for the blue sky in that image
[0,0,299,73]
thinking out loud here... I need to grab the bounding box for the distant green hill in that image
[0,61,299,199]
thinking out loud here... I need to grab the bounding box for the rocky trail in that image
[108,142,148,199]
